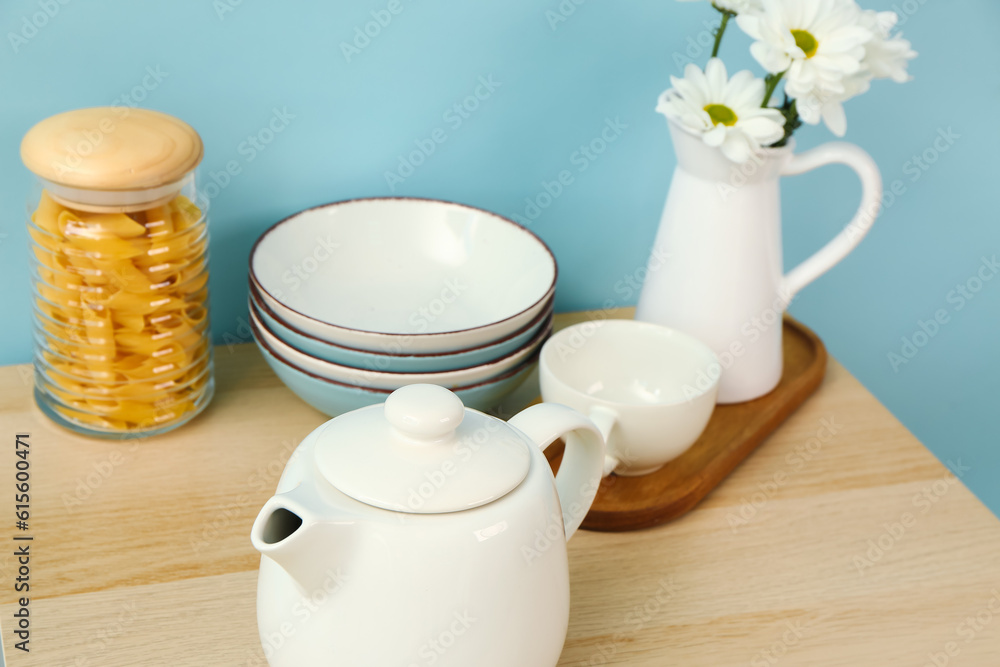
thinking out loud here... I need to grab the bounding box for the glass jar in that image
[20,108,214,438]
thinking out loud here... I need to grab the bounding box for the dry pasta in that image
[31,190,211,432]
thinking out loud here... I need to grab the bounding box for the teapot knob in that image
[384,384,464,442]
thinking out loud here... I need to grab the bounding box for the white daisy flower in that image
[736,0,873,101]
[858,10,917,83]
[795,9,916,137]
[656,58,786,163]
[677,0,764,14]
[793,77,867,137]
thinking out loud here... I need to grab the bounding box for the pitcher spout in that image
[251,489,348,595]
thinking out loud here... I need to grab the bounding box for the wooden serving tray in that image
[545,316,827,532]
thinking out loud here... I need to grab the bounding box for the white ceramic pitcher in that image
[636,120,883,403]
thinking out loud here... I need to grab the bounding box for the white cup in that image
[540,319,720,477]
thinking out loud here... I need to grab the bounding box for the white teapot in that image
[250,384,606,667]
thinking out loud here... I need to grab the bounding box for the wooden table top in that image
[2,309,999,666]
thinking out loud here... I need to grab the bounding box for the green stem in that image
[770,97,802,148]
[710,7,735,58]
[761,70,786,108]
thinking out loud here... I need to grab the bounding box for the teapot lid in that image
[315,384,531,514]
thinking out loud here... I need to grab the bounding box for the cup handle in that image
[509,403,606,541]
[779,142,883,301]
[587,405,621,477]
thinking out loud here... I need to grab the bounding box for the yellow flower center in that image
[704,104,738,127]
[791,29,818,58]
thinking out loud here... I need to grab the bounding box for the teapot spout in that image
[251,490,345,595]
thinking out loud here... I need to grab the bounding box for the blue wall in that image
[2,1,998,513]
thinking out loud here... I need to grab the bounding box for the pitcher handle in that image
[509,404,605,541]
[779,142,883,301]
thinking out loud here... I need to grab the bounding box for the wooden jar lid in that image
[21,107,203,192]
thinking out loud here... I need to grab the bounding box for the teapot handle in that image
[779,142,883,300]
[509,404,605,541]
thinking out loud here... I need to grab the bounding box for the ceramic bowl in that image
[250,307,550,390]
[253,321,539,416]
[249,283,553,373]
[249,198,557,354]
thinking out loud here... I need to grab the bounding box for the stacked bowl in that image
[248,198,556,416]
